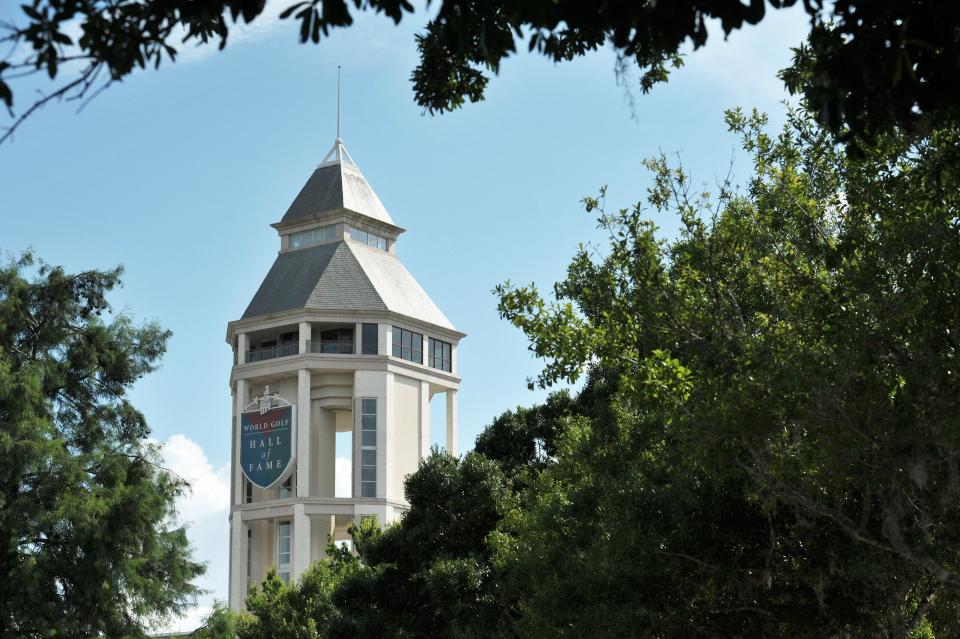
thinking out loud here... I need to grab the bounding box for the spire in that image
[276,67,396,228]
[319,137,357,168]
[319,67,358,168]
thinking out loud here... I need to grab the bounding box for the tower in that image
[225,138,464,609]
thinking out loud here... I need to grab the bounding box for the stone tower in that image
[225,138,463,609]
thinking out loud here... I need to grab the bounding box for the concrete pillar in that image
[299,321,310,355]
[321,514,336,556]
[292,503,311,581]
[419,381,430,460]
[297,369,311,498]
[228,511,246,610]
[354,322,362,354]
[380,323,391,357]
[380,372,394,499]
[233,379,247,506]
[445,389,458,456]
[313,407,337,497]
[237,332,248,365]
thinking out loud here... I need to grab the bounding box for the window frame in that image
[276,520,291,584]
[361,323,378,355]
[428,337,452,372]
[360,398,377,498]
[289,224,336,250]
[277,476,293,499]
[392,326,423,364]
[246,528,253,587]
[349,225,388,251]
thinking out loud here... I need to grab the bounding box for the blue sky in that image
[0,2,809,630]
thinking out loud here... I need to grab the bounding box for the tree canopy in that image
[0,254,204,637]
[3,1,959,146]
[201,104,960,638]
[493,107,960,636]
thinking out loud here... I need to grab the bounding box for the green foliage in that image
[3,1,960,146]
[0,253,204,637]
[330,451,514,638]
[220,100,960,636]
[193,601,238,639]
[237,550,361,639]
[494,108,960,635]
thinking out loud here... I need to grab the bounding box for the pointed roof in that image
[279,139,395,228]
[241,241,456,331]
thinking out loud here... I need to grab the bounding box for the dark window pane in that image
[362,450,377,466]
[362,430,376,447]
[361,414,376,431]
[362,398,376,414]
[361,466,376,482]
[361,482,376,497]
[362,323,378,355]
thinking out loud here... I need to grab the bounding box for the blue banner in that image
[240,404,295,489]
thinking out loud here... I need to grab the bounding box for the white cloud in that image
[151,441,353,633]
[152,434,230,635]
[162,434,231,523]
[174,0,292,64]
[680,3,810,108]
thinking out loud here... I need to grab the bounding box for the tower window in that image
[289,224,336,249]
[349,226,387,250]
[392,326,422,364]
[317,327,354,354]
[276,521,291,584]
[245,479,253,504]
[360,398,377,498]
[362,323,378,355]
[278,476,293,499]
[246,528,253,587]
[428,338,452,372]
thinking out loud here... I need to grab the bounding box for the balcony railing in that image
[245,342,298,363]
[307,339,354,355]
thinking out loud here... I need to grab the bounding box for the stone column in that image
[233,379,247,506]
[228,511,246,610]
[445,389,458,456]
[292,503,311,581]
[237,332,248,365]
[299,321,310,355]
[419,381,431,460]
[354,322,362,354]
[380,372,394,499]
[297,369,311,498]
[381,324,391,357]
[321,514,336,556]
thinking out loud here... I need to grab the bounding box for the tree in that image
[235,549,361,639]
[329,451,514,638]
[0,254,204,637]
[3,1,960,146]
[229,399,571,639]
[193,601,238,639]
[493,108,960,635]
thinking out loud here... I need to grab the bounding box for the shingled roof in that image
[279,140,395,227]
[242,138,455,331]
[242,241,455,330]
